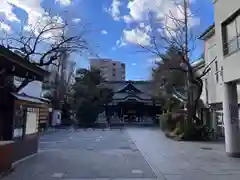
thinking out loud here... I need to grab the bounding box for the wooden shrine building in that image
[0,46,48,173]
[103,81,162,124]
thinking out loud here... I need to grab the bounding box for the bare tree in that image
[1,13,92,92]
[135,0,216,124]
[42,50,76,109]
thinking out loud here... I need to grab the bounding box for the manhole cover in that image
[201,147,213,150]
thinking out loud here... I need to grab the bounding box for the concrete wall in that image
[203,33,240,105]
[203,33,223,104]
[214,0,240,82]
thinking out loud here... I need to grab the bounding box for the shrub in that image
[160,112,185,132]
[182,124,214,141]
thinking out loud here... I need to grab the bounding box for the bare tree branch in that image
[1,13,94,92]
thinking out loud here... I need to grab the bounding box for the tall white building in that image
[199,0,240,157]
[90,59,126,81]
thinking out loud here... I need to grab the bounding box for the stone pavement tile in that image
[62,179,157,180]
[3,130,157,180]
[165,174,210,180]
[113,179,157,180]
[200,165,240,175]
[127,128,240,180]
[210,175,240,180]
[166,174,240,180]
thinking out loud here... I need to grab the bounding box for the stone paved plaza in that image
[2,128,240,180]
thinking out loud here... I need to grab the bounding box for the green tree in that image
[72,68,113,126]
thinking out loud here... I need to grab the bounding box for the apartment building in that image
[90,59,126,81]
[200,0,240,157]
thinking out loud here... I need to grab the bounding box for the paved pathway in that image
[127,128,240,180]
[3,128,240,180]
[2,129,157,180]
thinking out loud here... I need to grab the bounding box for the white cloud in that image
[111,0,199,47]
[125,0,196,23]
[6,0,45,28]
[122,24,151,46]
[123,15,133,23]
[105,0,122,21]
[127,0,199,28]
[123,28,150,46]
[72,18,81,23]
[0,1,20,22]
[101,30,108,35]
[132,62,137,66]
[56,0,72,6]
[34,15,65,43]
[3,0,64,42]
[23,25,31,32]
[148,57,162,64]
[116,37,126,48]
[0,22,11,32]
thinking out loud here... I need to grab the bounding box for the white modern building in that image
[90,59,126,81]
[199,0,240,157]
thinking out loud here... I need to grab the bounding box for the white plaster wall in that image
[214,0,240,82]
[203,31,240,105]
[204,34,223,104]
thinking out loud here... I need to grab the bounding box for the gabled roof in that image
[12,93,45,104]
[0,46,48,81]
[116,82,143,93]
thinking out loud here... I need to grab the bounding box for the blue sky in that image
[0,0,214,80]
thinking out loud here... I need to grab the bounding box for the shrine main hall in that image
[102,81,162,123]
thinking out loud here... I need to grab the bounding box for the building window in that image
[113,63,116,66]
[113,73,116,77]
[222,10,240,55]
[215,61,219,83]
